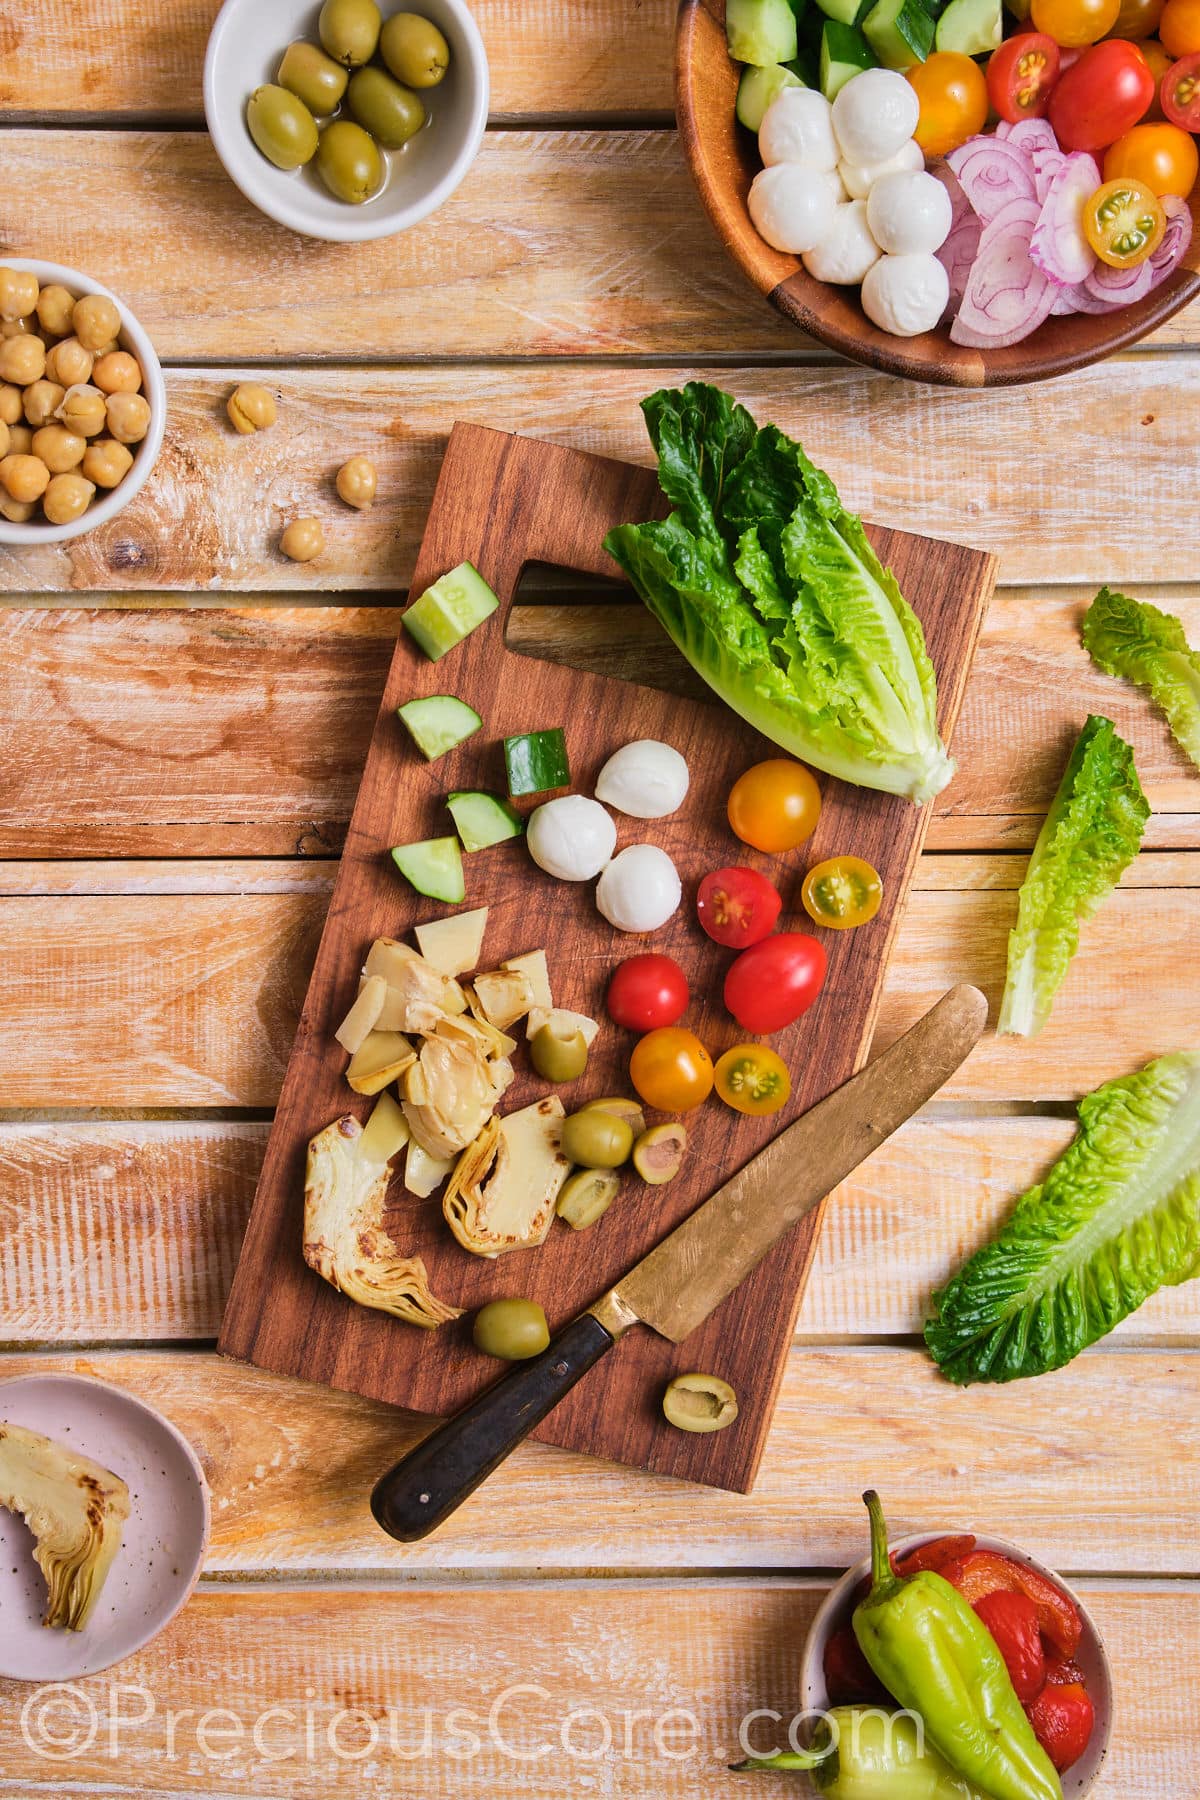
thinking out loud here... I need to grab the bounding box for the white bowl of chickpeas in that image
[0,261,165,546]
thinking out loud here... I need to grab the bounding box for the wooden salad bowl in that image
[677,0,1200,386]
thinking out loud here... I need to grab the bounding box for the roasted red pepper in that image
[1045,1655,1086,1687]
[892,1534,977,1578]
[822,1623,890,1707]
[972,1590,1047,1705]
[1028,1679,1095,1771]
[938,1549,1082,1658]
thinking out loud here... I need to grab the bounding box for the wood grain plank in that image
[0,1348,1196,1573]
[8,1115,1200,1343]
[0,366,1194,597]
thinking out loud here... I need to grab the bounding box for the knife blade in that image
[371,983,987,1541]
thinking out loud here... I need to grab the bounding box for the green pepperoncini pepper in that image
[852,1492,1063,1800]
[733,1705,984,1795]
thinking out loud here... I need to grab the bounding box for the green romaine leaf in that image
[926,1051,1200,1384]
[640,383,757,551]
[998,716,1148,1039]
[1082,585,1200,771]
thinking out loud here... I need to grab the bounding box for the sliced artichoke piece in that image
[502,948,552,1011]
[471,967,536,1031]
[0,1422,130,1631]
[335,973,387,1053]
[404,1137,457,1198]
[346,1029,416,1095]
[402,1028,499,1159]
[443,1097,570,1257]
[415,907,489,976]
[358,1090,410,1163]
[304,1114,459,1327]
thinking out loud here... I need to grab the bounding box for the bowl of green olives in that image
[204,0,488,242]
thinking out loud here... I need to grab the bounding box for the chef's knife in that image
[371,983,987,1541]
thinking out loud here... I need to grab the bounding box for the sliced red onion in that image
[929,161,982,316]
[1005,117,1060,159]
[1147,194,1195,290]
[1049,286,1078,315]
[1029,151,1100,286]
[950,195,1060,347]
[946,135,1038,225]
[1082,255,1158,310]
[994,119,1015,139]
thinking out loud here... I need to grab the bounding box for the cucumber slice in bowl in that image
[402,561,499,663]
[446,791,524,852]
[390,836,465,903]
[397,695,483,761]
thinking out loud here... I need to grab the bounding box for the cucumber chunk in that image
[815,0,875,27]
[402,561,499,663]
[935,0,1001,53]
[504,729,570,798]
[820,19,878,95]
[726,0,799,64]
[863,0,934,66]
[446,791,524,852]
[389,836,465,903]
[736,61,806,130]
[397,694,483,761]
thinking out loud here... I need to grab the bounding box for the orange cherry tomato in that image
[801,855,884,929]
[727,758,821,854]
[1032,0,1121,45]
[1083,175,1167,262]
[629,1027,714,1112]
[1134,36,1173,114]
[1106,0,1165,31]
[1104,119,1199,194]
[908,51,990,154]
[1160,0,1200,55]
[714,1044,792,1116]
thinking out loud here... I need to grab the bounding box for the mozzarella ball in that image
[758,87,839,172]
[748,165,844,255]
[802,200,882,285]
[527,795,616,882]
[839,137,924,201]
[866,168,953,256]
[595,739,689,818]
[861,253,950,338]
[831,70,920,166]
[595,845,682,934]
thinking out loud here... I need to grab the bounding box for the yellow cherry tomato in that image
[1108,0,1165,32]
[801,855,884,929]
[908,52,990,156]
[1083,175,1166,264]
[1032,0,1120,44]
[1134,37,1173,115]
[714,1044,792,1116]
[1160,0,1200,54]
[630,1028,714,1112]
[727,758,821,853]
[1104,120,1199,196]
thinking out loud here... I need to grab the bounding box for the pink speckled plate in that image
[0,1374,210,1680]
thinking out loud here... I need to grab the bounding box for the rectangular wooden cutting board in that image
[219,422,996,1494]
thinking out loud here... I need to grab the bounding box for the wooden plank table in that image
[1,9,1197,1794]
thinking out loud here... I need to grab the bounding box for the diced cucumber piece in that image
[503,729,570,798]
[446,791,524,853]
[389,836,465,903]
[820,19,878,95]
[935,0,1001,53]
[726,0,799,64]
[863,0,934,67]
[397,694,483,761]
[736,61,806,131]
[402,561,499,663]
[815,0,875,28]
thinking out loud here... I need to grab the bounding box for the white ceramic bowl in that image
[0,259,166,548]
[800,1530,1114,1797]
[204,0,489,242]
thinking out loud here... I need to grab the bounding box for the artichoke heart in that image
[304,1114,460,1327]
[444,1096,571,1256]
[0,1422,130,1631]
[402,1024,509,1161]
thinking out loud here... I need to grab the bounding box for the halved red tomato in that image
[696,866,782,949]
[988,32,1062,118]
[1162,49,1200,126]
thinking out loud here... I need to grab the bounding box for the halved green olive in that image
[581,1096,646,1138]
[560,1110,633,1170]
[556,1169,620,1231]
[247,84,319,171]
[277,40,349,115]
[318,0,382,67]
[662,1373,739,1434]
[347,65,426,149]
[633,1123,687,1185]
[315,119,383,204]
[530,1023,588,1084]
[472,1298,549,1361]
[380,11,451,87]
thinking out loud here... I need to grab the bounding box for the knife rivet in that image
[419,1492,430,1505]
[554,1361,569,1375]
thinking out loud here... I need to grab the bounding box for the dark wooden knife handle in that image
[370,1310,615,1541]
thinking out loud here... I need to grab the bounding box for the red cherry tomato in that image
[606,954,689,1032]
[723,933,827,1034]
[1162,50,1200,126]
[1048,39,1156,147]
[987,32,1062,119]
[696,866,783,949]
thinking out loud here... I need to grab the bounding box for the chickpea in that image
[45,338,94,387]
[0,420,7,459]
[0,383,22,426]
[59,384,108,438]
[7,424,32,456]
[42,471,96,526]
[227,382,277,434]
[36,283,76,338]
[82,437,133,490]
[72,293,121,353]
[23,380,66,428]
[0,316,33,339]
[0,267,39,322]
[336,454,377,510]
[0,334,46,386]
[0,492,35,523]
[0,453,51,503]
[33,425,86,474]
[280,516,325,562]
[92,350,142,396]
[105,391,151,444]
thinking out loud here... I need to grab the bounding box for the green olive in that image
[530,1023,588,1084]
[662,1373,739,1434]
[560,1110,633,1171]
[347,65,427,149]
[556,1169,620,1231]
[277,40,349,115]
[315,120,383,204]
[318,0,382,67]
[380,10,451,87]
[633,1123,687,1186]
[472,1298,550,1361]
[581,1096,646,1138]
[246,84,319,171]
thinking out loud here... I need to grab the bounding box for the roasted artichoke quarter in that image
[443,1096,571,1257]
[304,1112,461,1328]
[0,1421,131,1630]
